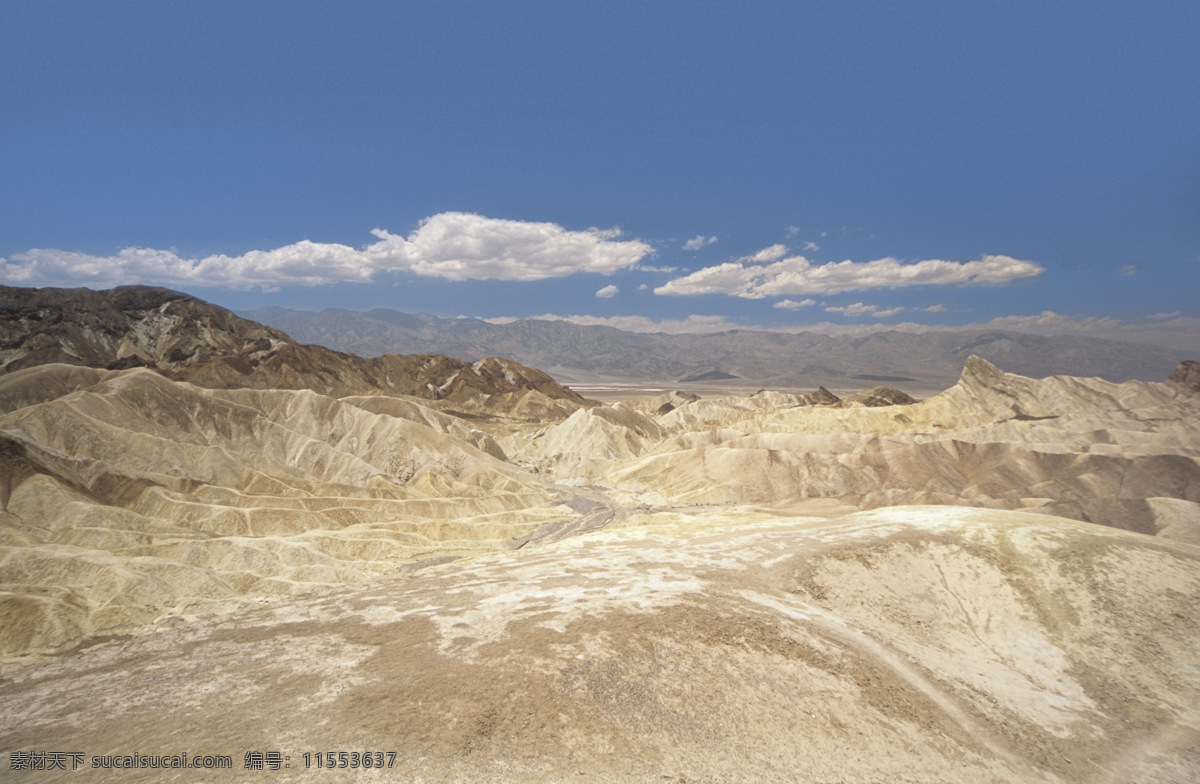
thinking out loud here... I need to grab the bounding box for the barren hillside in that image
[2,506,1198,782]
[1,293,1198,781]
[0,285,587,407]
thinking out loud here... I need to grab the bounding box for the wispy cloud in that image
[824,302,905,318]
[1121,264,1140,276]
[936,311,1200,351]
[683,235,718,251]
[741,245,790,263]
[477,310,1200,350]
[802,241,820,252]
[595,284,619,298]
[920,304,948,313]
[655,249,1042,298]
[773,298,816,310]
[0,212,654,289]
[483,313,743,334]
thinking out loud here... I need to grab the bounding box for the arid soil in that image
[1,345,1198,781]
[2,507,1198,782]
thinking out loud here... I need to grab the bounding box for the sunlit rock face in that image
[0,364,576,669]
[517,356,1200,539]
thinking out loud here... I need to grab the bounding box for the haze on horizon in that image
[1,2,1197,353]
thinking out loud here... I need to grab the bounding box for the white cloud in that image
[742,244,790,263]
[476,310,1200,351]
[0,212,654,289]
[655,249,1043,298]
[785,226,800,238]
[773,298,816,310]
[595,284,619,298]
[920,304,948,313]
[980,310,1125,333]
[683,235,718,251]
[1121,264,1140,276]
[964,311,1200,352]
[483,313,744,334]
[638,283,648,291]
[366,213,651,281]
[634,264,679,273]
[0,243,375,290]
[802,241,820,252]
[824,302,905,318]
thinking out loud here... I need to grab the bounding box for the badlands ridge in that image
[1,287,1199,782]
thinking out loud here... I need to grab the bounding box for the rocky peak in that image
[959,354,1006,386]
[1167,359,1200,393]
[838,386,917,407]
[0,284,287,373]
[809,386,841,405]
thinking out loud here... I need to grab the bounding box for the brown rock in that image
[0,285,585,408]
[1167,359,1200,393]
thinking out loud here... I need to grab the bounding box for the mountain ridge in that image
[0,285,586,407]
[243,305,1192,388]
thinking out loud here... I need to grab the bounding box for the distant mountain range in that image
[242,306,1193,389]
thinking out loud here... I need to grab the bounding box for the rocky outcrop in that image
[807,385,841,405]
[0,363,573,668]
[514,355,1200,538]
[0,285,288,373]
[1168,359,1200,393]
[0,285,586,408]
[837,385,916,407]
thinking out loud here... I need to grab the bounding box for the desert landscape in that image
[1,285,1198,782]
[5,4,1198,780]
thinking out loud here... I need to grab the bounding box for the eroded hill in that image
[0,285,587,408]
[1,354,1197,669]
[510,356,1200,539]
[0,297,1198,781]
[0,363,595,671]
[2,506,1198,782]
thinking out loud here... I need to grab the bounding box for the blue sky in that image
[2,1,1198,349]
